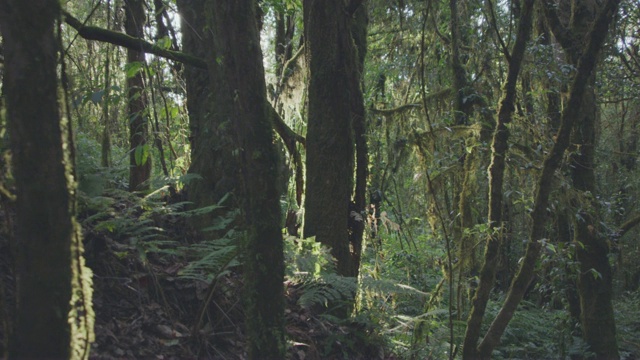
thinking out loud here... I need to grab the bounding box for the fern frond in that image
[359,276,431,298]
[178,235,239,283]
[298,274,358,309]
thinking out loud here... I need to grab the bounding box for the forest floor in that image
[2,191,640,359]
[85,224,387,360]
[0,191,391,360]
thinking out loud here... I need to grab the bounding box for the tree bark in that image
[206,1,285,357]
[462,0,535,357]
[544,1,620,357]
[471,2,620,358]
[1,0,74,357]
[177,0,239,231]
[125,0,151,191]
[303,0,362,277]
[571,72,619,360]
[350,3,368,278]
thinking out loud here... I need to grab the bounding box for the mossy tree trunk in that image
[535,7,583,321]
[303,0,366,278]
[178,0,238,230]
[0,0,89,357]
[206,1,285,357]
[569,71,618,359]
[464,2,619,358]
[125,0,151,191]
[350,3,368,278]
[544,0,620,357]
[449,0,482,301]
[462,1,535,357]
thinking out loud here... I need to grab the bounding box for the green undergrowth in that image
[75,172,640,359]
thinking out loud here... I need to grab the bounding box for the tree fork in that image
[462,0,535,357]
[472,1,620,357]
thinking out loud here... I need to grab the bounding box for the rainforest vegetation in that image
[1,0,640,359]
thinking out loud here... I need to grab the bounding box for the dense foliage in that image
[2,0,640,359]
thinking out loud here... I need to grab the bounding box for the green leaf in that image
[589,268,603,280]
[156,36,172,50]
[545,243,557,254]
[125,61,144,78]
[134,144,150,166]
[169,105,179,119]
[90,89,105,105]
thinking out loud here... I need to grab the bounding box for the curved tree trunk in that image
[468,2,620,358]
[462,1,535,357]
[544,1,620,357]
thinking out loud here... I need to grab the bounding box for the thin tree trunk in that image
[462,1,535,357]
[472,2,620,357]
[449,0,480,298]
[125,0,151,191]
[101,0,113,168]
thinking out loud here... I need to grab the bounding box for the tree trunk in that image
[449,0,481,300]
[303,0,361,277]
[349,3,368,278]
[101,0,114,168]
[571,69,619,360]
[544,0,620,357]
[178,0,240,231]
[470,2,619,357]
[462,1,535,357]
[1,0,76,356]
[206,1,285,357]
[125,0,151,191]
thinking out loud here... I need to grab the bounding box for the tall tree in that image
[449,0,482,307]
[178,0,243,232]
[303,0,366,278]
[125,0,152,191]
[543,0,620,357]
[205,1,285,357]
[462,1,620,358]
[350,3,369,277]
[462,0,535,357]
[0,0,93,357]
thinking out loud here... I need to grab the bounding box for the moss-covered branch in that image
[0,183,16,202]
[370,89,453,115]
[370,103,421,115]
[268,105,305,206]
[63,11,207,69]
[618,214,640,238]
